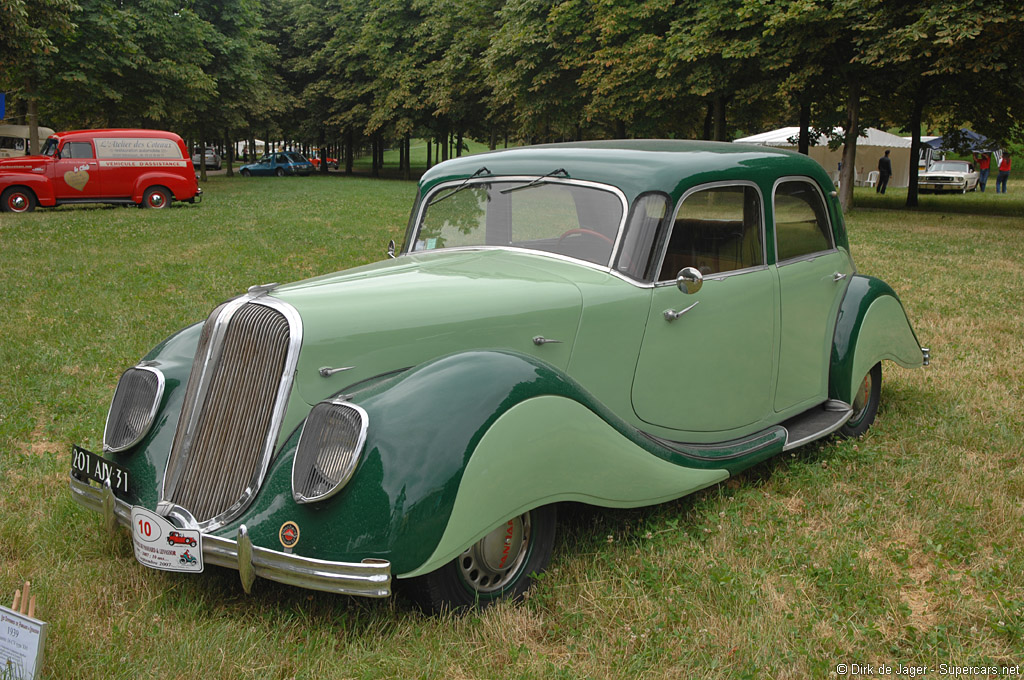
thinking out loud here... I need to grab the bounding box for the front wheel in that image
[241,169,251,177]
[275,168,285,177]
[142,186,171,209]
[839,363,881,438]
[405,505,557,613]
[2,186,37,213]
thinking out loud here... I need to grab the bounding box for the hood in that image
[0,155,50,173]
[272,249,586,406]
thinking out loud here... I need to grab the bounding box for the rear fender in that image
[830,275,926,403]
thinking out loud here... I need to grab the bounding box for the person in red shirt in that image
[996,153,1011,194]
[973,152,991,192]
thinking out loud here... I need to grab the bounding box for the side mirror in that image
[387,239,396,259]
[676,267,703,295]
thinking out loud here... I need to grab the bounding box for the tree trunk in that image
[905,84,927,208]
[345,129,354,175]
[837,78,861,212]
[798,100,811,155]
[426,135,432,169]
[225,130,234,177]
[404,135,411,180]
[713,96,728,142]
[24,78,39,155]
[456,130,463,157]
[198,138,208,182]
[702,102,713,141]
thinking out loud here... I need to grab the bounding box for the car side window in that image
[774,180,833,262]
[657,185,763,280]
[615,193,670,281]
[60,142,94,159]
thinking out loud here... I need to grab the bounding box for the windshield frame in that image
[407,176,630,272]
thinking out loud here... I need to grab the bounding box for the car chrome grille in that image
[163,298,298,527]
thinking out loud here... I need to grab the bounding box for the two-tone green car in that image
[70,140,927,611]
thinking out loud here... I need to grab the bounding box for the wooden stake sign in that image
[1,582,48,680]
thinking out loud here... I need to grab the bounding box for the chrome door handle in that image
[832,272,847,282]
[664,301,699,322]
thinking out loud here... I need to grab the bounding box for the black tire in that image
[142,186,171,209]
[275,168,285,177]
[241,169,251,177]
[1,186,37,213]
[404,505,557,613]
[839,362,881,438]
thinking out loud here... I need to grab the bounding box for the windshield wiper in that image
[499,168,569,194]
[427,166,491,206]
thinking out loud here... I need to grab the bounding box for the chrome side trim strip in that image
[70,475,392,598]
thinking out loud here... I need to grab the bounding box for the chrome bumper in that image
[69,475,391,598]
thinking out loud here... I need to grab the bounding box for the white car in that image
[918,160,979,193]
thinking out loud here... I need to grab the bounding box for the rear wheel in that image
[275,168,285,177]
[405,505,557,613]
[1,186,37,213]
[142,186,171,209]
[839,363,881,438]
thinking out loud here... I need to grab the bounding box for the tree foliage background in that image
[1,0,1022,164]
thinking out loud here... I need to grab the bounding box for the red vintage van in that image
[0,128,202,212]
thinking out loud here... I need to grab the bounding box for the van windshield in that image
[42,138,59,156]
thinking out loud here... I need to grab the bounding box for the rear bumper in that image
[69,475,391,598]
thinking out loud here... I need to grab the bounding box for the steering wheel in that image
[557,228,614,246]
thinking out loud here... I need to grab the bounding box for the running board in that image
[781,400,852,451]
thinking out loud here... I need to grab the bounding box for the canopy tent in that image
[922,128,998,153]
[734,127,913,188]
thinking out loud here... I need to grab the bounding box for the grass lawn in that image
[1,176,1023,679]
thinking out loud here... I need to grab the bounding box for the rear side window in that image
[657,185,763,280]
[774,180,833,261]
[61,142,94,159]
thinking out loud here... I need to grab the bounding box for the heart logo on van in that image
[64,169,90,191]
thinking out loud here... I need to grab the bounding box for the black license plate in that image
[71,445,131,499]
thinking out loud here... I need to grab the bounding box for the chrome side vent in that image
[104,366,165,452]
[163,297,301,528]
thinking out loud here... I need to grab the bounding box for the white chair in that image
[865,170,879,187]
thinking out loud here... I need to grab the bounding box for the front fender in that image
[830,275,926,403]
[1,173,57,205]
[230,350,727,577]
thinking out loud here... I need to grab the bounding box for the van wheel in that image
[142,186,171,209]
[2,187,37,213]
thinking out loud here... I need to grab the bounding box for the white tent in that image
[734,127,913,188]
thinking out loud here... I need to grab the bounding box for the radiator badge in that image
[279,521,300,550]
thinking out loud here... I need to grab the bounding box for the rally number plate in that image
[131,506,203,574]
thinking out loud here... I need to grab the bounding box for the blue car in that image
[239,151,314,177]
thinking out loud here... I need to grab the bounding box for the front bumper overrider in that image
[69,475,391,598]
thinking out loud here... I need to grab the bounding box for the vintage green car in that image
[69,140,927,611]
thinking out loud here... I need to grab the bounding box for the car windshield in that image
[413,179,624,267]
[930,162,969,172]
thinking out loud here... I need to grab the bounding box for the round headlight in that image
[292,400,368,503]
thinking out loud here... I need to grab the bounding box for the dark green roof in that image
[419,139,833,202]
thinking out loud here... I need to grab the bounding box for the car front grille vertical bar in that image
[162,296,301,530]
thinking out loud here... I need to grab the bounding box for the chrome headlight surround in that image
[292,400,368,504]
[103,365,165,453]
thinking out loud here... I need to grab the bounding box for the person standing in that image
[877,149,892,194]
[973,152,991,192]
[996,153,1011,194]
